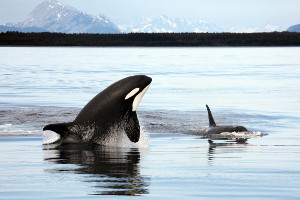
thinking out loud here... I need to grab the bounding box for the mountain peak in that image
[21,0,120,33]
[287,24,300,32]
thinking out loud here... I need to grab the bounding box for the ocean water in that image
[0,47,300,199]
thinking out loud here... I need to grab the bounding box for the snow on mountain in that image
[1,1,287,34]
[118,16,223,33]
[229,24,285,33]
[22,0,120,33]
[2,0,120,34]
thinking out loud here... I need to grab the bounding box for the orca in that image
[204,105,248,135]
[43,75,152,145]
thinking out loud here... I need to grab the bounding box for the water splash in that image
[42,126,150,148]
[220,131,265,137]
[203,131,267,140]
[100,126,150,148]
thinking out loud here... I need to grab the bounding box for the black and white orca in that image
[43,75,152,145]
[204,105,248,135]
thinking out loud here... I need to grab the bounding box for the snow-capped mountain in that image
[118,16,223,33]
[1,0,120,34]
[0,1,287,34]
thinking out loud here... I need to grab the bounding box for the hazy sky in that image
[1,0,300,29]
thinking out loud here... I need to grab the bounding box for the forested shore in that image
[1,32,300,46]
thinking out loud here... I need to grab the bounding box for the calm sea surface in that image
[0,47,300,199]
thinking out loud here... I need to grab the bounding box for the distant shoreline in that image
[1,32,300,46]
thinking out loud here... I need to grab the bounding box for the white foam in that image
[220,131,265,138]
[99,126,150,148]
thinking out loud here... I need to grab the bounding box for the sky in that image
[1,0,300,30]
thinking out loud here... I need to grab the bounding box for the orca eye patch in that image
[125,88,140,100]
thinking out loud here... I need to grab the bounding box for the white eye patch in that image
[125,88,140,100]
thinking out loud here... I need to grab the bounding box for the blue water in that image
[0,47,300,199]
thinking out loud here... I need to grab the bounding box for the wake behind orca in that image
[204,104,248,135]
[43,75,152,145]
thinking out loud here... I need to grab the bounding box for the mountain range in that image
[0,0,223,33]
[0,0,296,33]
[117,16,223,33]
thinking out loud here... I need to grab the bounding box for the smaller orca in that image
[204,105,248,135]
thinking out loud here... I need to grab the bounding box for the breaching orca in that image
[43,75,152,145]
[204,105,248,134]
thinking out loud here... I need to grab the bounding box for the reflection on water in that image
[207,138,248,166]
[43,144,150,196]
[195,131,265,166]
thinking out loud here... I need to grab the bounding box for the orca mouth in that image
[132,83,151,111]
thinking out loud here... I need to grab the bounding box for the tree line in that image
[0,31,300,46]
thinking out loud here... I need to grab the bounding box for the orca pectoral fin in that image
[124,111,140,143]
[43,122,71,138]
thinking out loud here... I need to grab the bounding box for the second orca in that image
[204,104,248,135]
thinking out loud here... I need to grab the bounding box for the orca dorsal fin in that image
[124,111,140,143]
[206,105,216,127]
[43,122,72,137]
